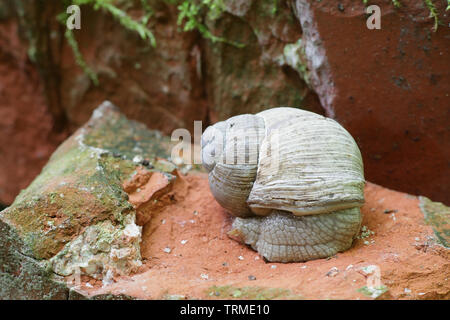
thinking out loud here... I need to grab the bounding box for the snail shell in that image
[201,107,365,262]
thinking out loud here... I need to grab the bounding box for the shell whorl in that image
[202,107,365,217]
[201,107,365,262]
[201,114,265,217]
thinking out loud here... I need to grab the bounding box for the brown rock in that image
[203,0,323,121]
[0,1,322,204]
[0,0,448,209]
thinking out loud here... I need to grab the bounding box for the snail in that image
[201,107,365,262]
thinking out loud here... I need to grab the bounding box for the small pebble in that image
[254,256,260,260]
[180,240,188,245]
[300,265,307,269]
[337,3,344,12]
[193,210,198,216]
[326,267,339,277]
[238,256,244,260]
[85,283,93,288]
[360,265,378,275]
[163,247,171,253]
[248,275,256,281]
[384,209,398,214]
[161,219,166,224]
[271,265,277,269]
[201,273,209,280]
[133,155,144,164]
[222,262,228,266]
[142,160,150,166]
[404,288,411,294]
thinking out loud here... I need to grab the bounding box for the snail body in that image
[201,107,365,262]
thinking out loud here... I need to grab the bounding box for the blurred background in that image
[0,0,448,207]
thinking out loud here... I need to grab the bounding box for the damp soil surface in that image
[78,172,449,300]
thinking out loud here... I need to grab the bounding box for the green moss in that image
[63,28,99,85]
[357,285,388,299]
[362,0,400,7]
[363,0,443,31]
[419,196,450,248]
[58,0,156,84]
[392,0,401,8]
[207,285,303,300]
[0,104,178,298]
[176,0,244,48]
[283,39,310,86]
[271,0,278,16]
[0,219,69,299]
[2,113,154,258]
[82,108,171,162]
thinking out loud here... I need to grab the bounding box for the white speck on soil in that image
[326,267,339,277]
[201,273,209,280]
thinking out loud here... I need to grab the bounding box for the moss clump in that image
[176,0,245,48]
[419,196,450,248]
[207,285,303,300]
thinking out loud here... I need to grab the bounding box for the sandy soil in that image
[78,172,449,300]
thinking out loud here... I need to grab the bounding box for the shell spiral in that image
[201,107,365,262]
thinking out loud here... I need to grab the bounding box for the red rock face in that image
[0,19,68,204]
[294,0,449,204]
